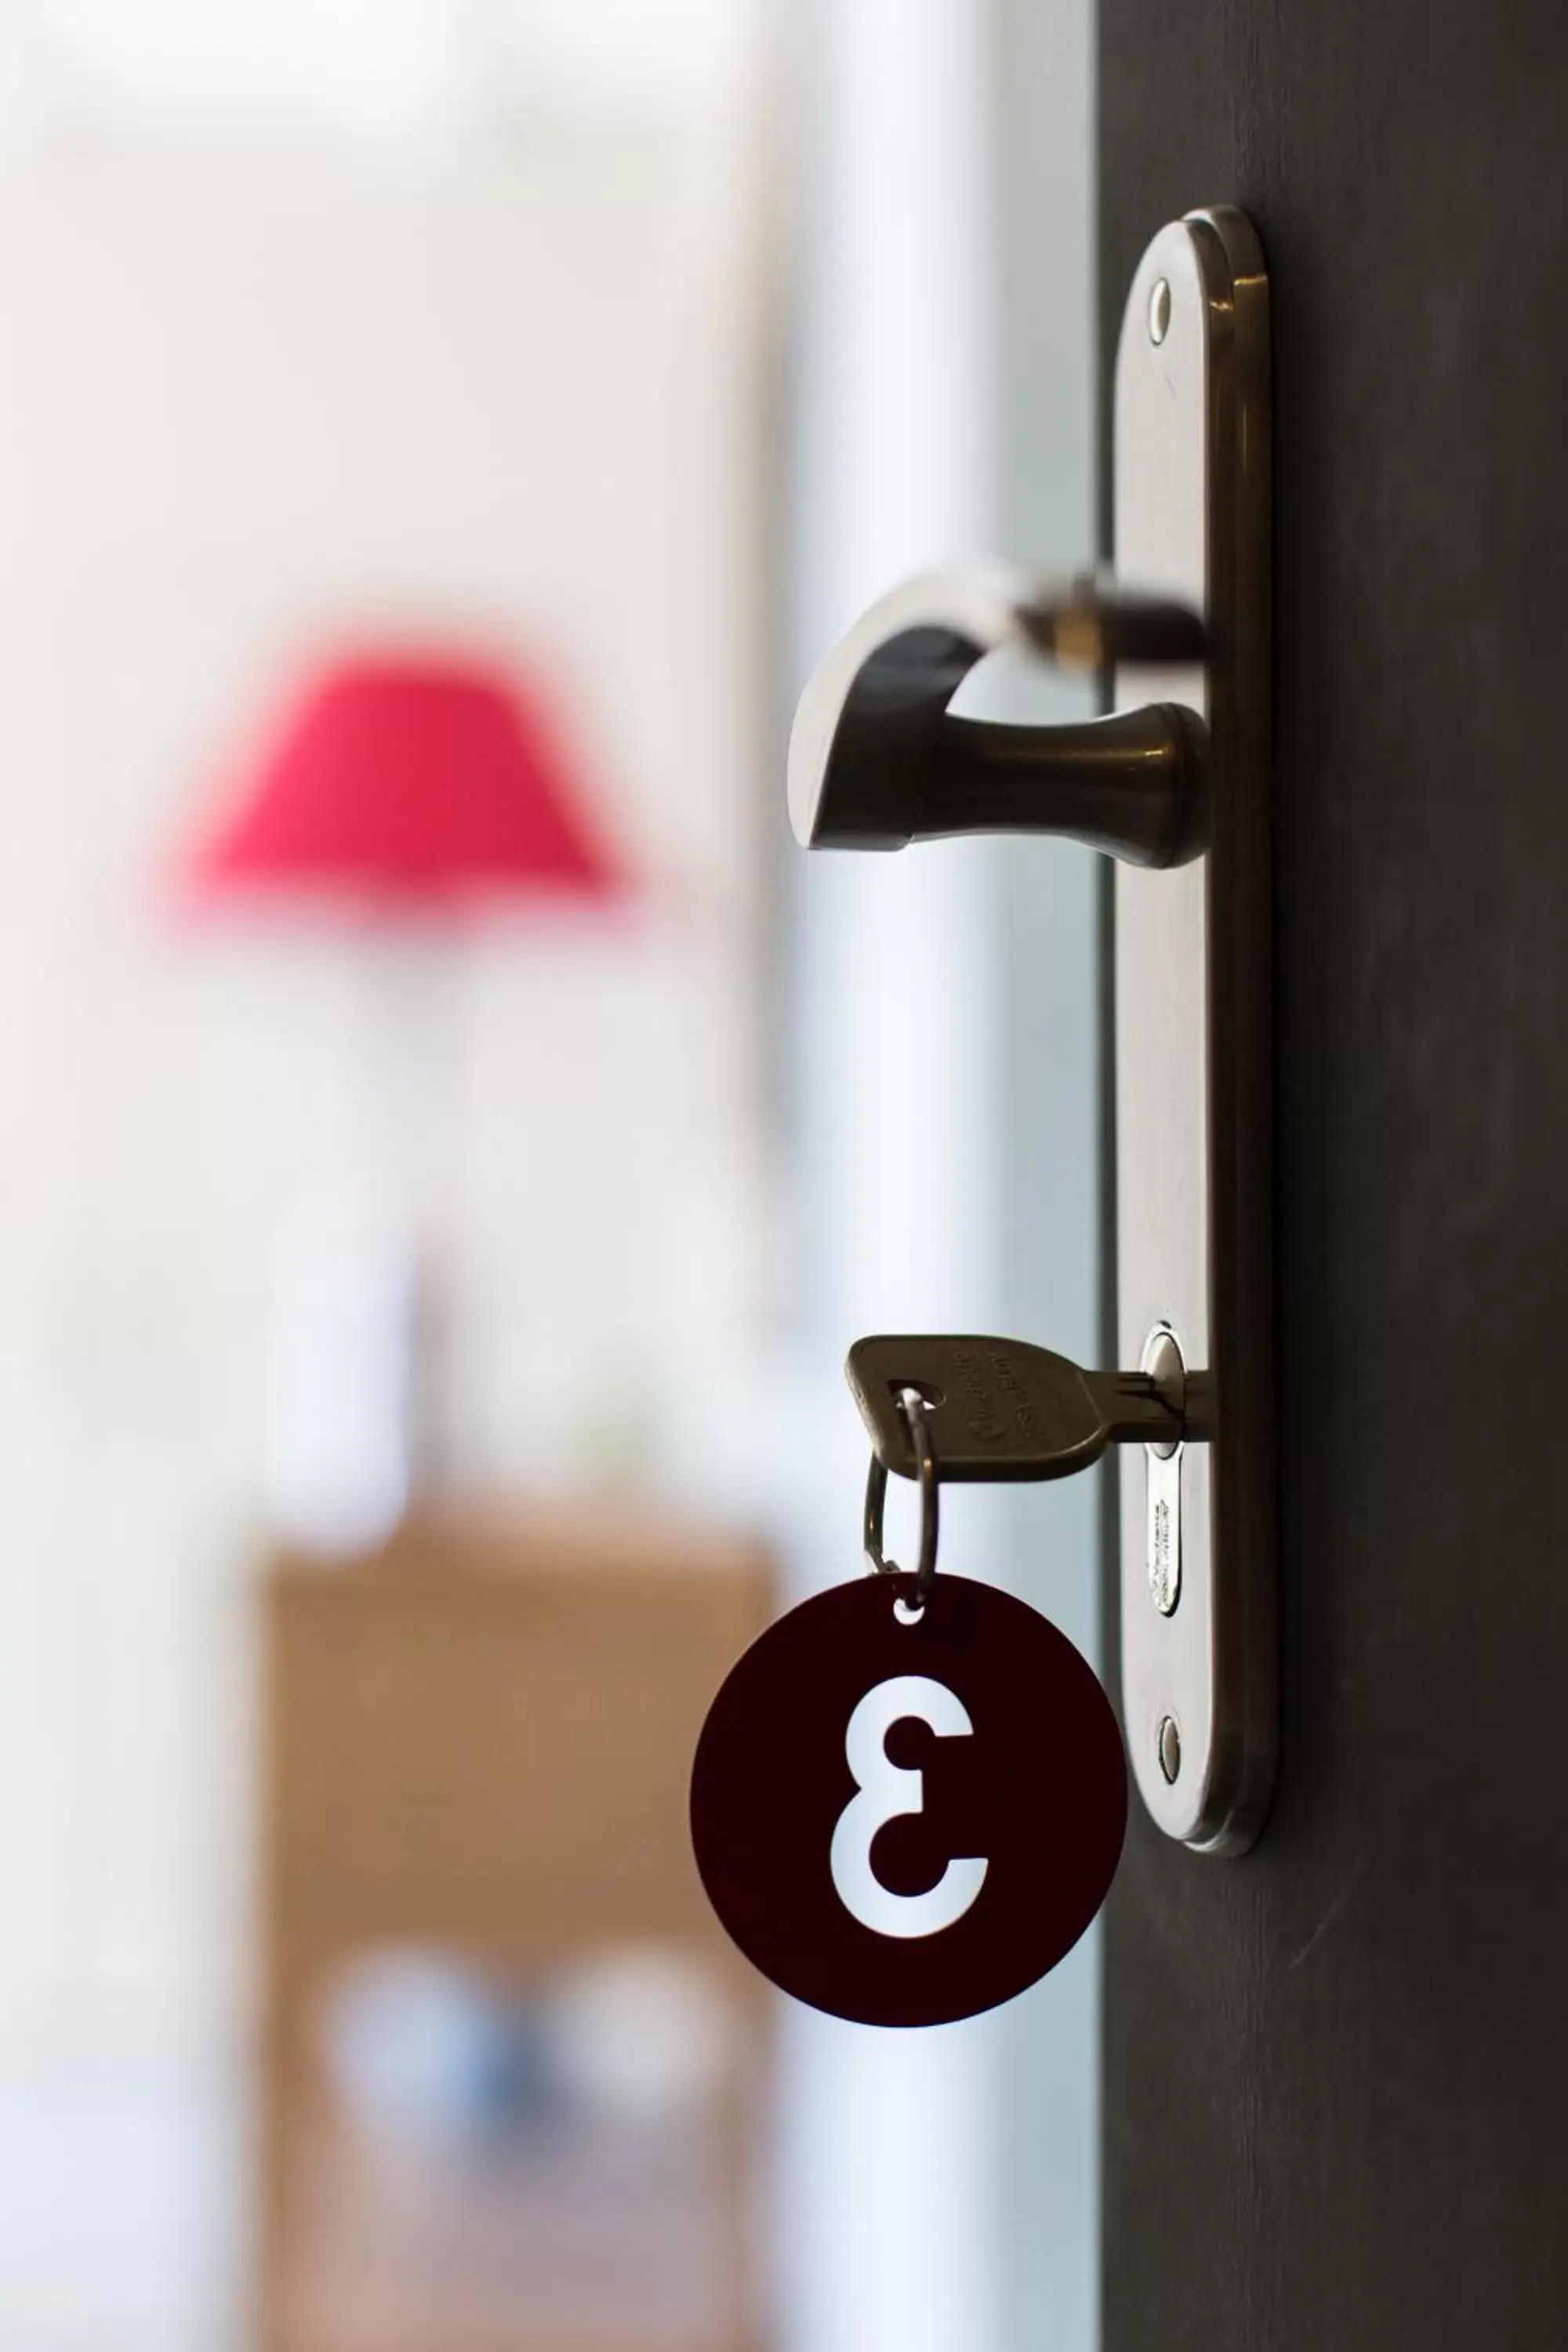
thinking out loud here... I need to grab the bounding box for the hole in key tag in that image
[689,1396,1127,2028]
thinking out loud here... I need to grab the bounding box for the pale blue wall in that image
[783,1,1100,2346]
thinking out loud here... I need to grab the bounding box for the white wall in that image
[0,1,1103,2343]
[0,87,772,2352]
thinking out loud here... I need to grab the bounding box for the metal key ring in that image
[863,1386,940,1610]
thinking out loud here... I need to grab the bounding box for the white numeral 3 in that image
[829,1674,988,1938]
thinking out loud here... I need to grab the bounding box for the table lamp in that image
[182,643,625,1552]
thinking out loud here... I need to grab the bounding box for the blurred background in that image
[0,2,1101,2348]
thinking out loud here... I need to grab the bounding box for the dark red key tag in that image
[689,1570,1127,2027]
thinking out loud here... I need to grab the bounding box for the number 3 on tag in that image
[691,1573,1127,2027]
[830,1675,987,1937]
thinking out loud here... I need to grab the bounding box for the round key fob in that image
[690,1571,1127,2027]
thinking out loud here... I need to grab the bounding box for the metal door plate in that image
[1112,209,1274,1853]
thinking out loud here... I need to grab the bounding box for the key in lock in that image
[847,1326,1204,1617]
[1141,1325,1185,1618]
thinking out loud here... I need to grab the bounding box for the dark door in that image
[1101,6,1568,2345]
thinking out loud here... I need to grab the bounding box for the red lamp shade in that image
[186,648,621,910]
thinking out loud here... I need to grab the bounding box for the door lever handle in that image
[786,208,1276,1857]
[787,568,1207,866]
